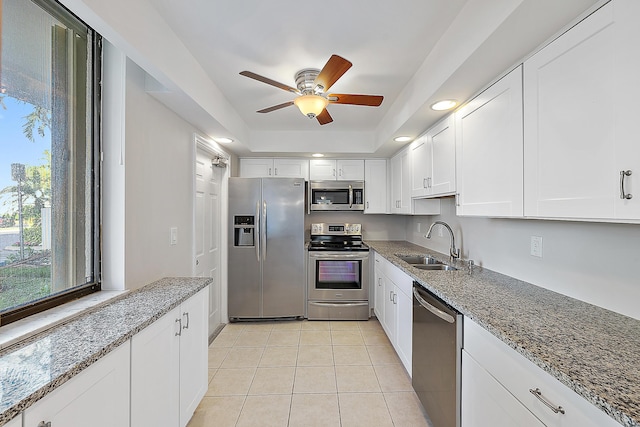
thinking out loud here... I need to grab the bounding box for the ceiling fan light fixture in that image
[294,94,329,118]
[430,99,458,111]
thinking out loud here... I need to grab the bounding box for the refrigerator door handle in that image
[262,200,267,261]
[255,201,260,262]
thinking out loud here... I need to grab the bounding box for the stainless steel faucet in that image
[425,221,460,262]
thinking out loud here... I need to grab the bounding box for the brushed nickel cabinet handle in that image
[183,312,190,329]
[529,388,565,415]
[175,318,182,336]
[620,170,632,200]
[38,422,52,427]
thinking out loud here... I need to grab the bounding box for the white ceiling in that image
[145,0,600,158]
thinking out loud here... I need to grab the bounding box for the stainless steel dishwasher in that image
[412,281,462,427]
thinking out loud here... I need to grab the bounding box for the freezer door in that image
[228,178,262,318]
[261,178,306,317]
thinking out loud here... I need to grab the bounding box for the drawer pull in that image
[38,422,52,427]
[529,388,565,415]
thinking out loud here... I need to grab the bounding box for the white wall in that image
[405,198,640,320]
[103,42,210,291]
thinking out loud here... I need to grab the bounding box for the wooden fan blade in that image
[328,94,384,107]
[316,109,333,125]
[257,101,295,113]
[314,55,352,92]
[240,71,300,94]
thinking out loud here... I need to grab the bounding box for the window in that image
[0,0,101,325]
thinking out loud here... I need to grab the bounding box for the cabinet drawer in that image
[464,318,618,427]
[462,350,544,427]
[375,253,413,297]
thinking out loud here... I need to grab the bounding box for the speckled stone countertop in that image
[367,240,640,427]
[0,277,211,426]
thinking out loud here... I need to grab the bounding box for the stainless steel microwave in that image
[309,181,364,211]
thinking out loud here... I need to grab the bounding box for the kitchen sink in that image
[395,254,443,265]
[413,264,458,271]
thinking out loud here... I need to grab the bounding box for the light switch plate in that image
[170,227,178,245]
[530,236,543,258]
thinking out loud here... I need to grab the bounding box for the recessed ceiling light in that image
[394,136,413,143]
[214,137,233,144]
[430,100,458,111]
[312,153,325,157]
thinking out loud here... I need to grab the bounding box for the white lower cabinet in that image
[462,351,544,427]
[23,341,130,427]
[5,415,21,427]
[374,252,412,375]
[131,287,209,427]
[463,317,620,427]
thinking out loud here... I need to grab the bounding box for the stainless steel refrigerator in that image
[228,177,306,319]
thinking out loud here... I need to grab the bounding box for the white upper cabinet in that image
[410,134,432,198]
[310,159,364,181]
[430,116,456,196]
[524,0,640,221]
[411,116,456,199]
[364,159,388,213]
[455,66,524,217]
[240,158,273,178]
[240,158,309,179]
[390,147,412,214]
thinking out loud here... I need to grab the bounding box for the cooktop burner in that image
[308,223,369,252]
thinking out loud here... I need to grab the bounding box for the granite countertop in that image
[0,277,211,426]
[367,240,640,427]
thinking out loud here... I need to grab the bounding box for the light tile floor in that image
[188,319,432,427]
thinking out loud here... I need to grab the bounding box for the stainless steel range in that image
[307,223,370,320]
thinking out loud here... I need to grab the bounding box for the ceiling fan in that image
[239,54,383,125]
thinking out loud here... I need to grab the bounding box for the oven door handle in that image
[413,287,455,323]
[309,253,368,260]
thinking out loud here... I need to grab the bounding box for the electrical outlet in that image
[170,227,178,246]
[438,227,444,237]
[530,236,543,258]
[416,222,421,233]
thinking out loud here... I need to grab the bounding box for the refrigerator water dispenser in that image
[233,216,255,247]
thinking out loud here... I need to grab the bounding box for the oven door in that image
[308,251,369,301]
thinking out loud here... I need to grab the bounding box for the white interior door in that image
[195,146,223,337]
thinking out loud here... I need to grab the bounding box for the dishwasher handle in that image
[413,286,455,323]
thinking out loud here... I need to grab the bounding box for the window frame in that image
[0,0,102,327]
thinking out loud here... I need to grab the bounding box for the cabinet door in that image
[23,341,130,427]
[394,287,412,376]
[5,415,21,427]
[524,0,640,220]
[365,159,388,213]
[240,158,274,177]
[391,148,412,214]
[131,307,181,427]
[456,66,524,217]
[273,158,309,179]
[309,159,337,180]
[382,276,396,343]
[179,288,209,427]
[337,159,365,180]
[374,260,386,323]
[430,115,456,196]
[462,351,545,427]
[411,135,432,198]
